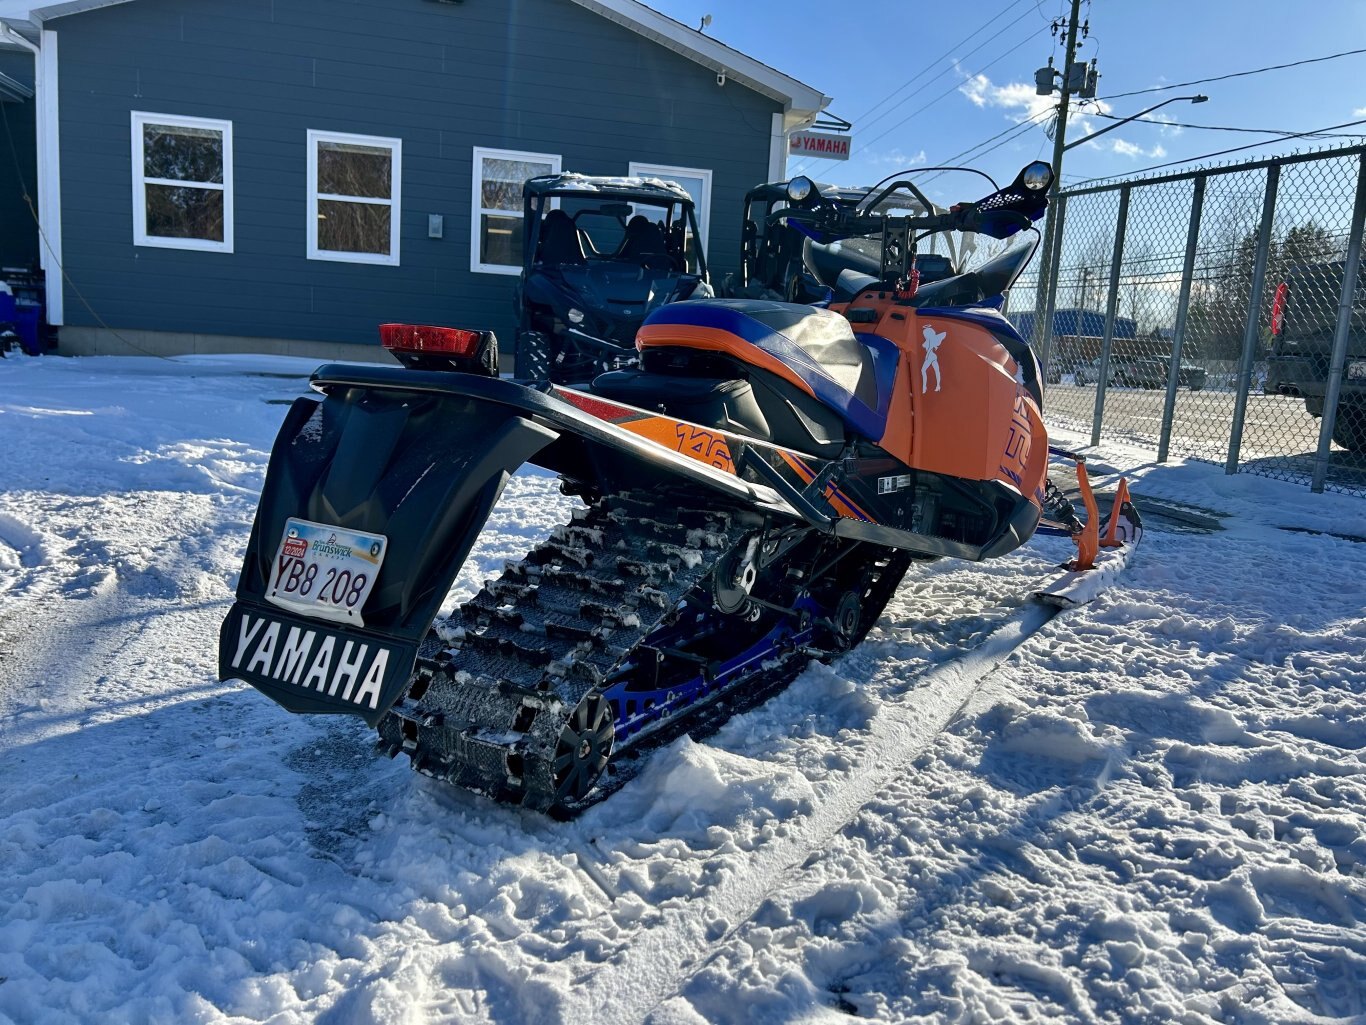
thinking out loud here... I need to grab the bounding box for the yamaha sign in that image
[788,130,851,161]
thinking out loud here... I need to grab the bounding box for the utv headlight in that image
[786,176,814,203]
[1022,161,1053,191]
[567,308,585,325]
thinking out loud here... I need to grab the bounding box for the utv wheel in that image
[551,692,614,807]
[1331,408,1366,452]
[515,330,551,382]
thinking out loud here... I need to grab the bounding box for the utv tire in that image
[515,330,551,383]
[1331,407,1366,452]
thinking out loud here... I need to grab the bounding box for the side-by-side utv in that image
[729,177,956,302]
[512,174,712,384]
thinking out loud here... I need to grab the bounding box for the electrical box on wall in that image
[428,214,444,239]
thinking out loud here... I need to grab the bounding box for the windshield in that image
[554,195,703,273]
[833,168,1021,276]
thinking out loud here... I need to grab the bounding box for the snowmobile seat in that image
[536,209,586,266]
[637,299,899,441]
[589,370,772,440]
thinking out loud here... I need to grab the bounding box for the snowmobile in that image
[512,173,712,384]
[219,159,1139,814]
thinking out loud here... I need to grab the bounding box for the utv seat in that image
[637,299,898,440]
[536,209,586,266]
[618,216,669,263]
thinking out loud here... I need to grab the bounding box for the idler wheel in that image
[833,590,863,645]
[713,536,760,615]
[551,692,614,806]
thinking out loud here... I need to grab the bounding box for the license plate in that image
[266,517,387,626]
[1348,360,1366,381]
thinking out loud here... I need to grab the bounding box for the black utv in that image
[513,173,711,383]
[1265,260,1366,452]
[729,176,954,303]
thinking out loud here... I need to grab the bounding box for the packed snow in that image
[0,353,1363,1025]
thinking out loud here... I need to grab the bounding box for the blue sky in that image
[648,0,1366,197]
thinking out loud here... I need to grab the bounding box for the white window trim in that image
[307,129,402,266]
[629,161,713,258]
[471,146,562,276]
[131,111,234,253]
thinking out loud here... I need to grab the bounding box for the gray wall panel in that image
[51,0,784,349]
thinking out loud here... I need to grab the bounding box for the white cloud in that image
[1356,106,1366,116]
[1110,138,1166,159]
[955,65,1060,123]
[871,148,928,169]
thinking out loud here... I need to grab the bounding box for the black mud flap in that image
[219,382,558,726]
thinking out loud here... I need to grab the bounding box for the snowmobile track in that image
[378,490,772,810]
[564,599,1065,1025]
[377,487,913,813]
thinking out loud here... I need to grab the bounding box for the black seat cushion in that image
[536,209,586,266]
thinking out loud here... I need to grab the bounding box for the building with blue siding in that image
[0,0,829,359]
[1011,308,1139,345]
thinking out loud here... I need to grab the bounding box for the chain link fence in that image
[1010,145,1366,497]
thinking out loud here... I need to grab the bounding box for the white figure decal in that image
[921,324,946,394]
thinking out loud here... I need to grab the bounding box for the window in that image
[629,162,712,259]
[132,112,233,252]
[308,130,401,265]
[472,146,561,274]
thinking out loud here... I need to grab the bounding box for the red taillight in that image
[379,323,482,356]
[1270,282,1288,336]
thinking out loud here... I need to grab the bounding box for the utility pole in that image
[1031,0,1089,374]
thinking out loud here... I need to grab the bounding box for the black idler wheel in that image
[833,590,863,645]
[713,536,759,615]
[550,692,615,807]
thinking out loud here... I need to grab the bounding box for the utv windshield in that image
[536,194,706,276]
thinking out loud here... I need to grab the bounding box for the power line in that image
[837,0,1027,138]
[1067,117,1366,187]
[847,26,1051,163]
[791,3,1044,175]
[919,106,1057,186]
[1088,110,1363,139]
[1097,46,1366,101]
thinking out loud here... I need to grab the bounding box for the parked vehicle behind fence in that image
[1265,261,1366,451]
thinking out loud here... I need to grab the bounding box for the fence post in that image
[1037,193,1068,390]
[1311,153,1366,492]
[1091,185,1130,447]
[1158,176,1207,463]
[1225,164,1280,474]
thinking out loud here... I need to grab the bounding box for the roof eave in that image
[3,0,834,128]
[565,0,830,128]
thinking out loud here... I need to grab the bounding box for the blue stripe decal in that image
[645,303,895,440]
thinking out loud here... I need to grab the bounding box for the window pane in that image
[481,213,523,266]
[317,141,392,199]
[318,199,391,255]
[143,123,223,184]
[145,183,224,241]
[656,174,704,208]
[480,157,554,212]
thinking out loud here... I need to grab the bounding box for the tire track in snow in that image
[565,600,1062,1025]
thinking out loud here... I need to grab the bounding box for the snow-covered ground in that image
[1,353,1363,1025]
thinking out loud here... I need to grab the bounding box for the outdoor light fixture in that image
[786,176,814,203]
[1064,94,1211,151]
